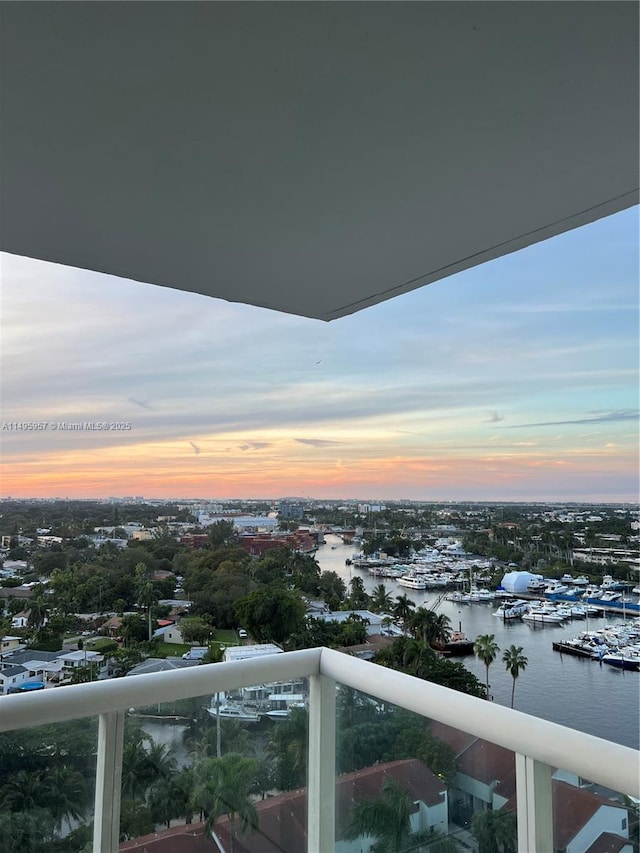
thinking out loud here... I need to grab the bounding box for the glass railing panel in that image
[334,684,517,853]
[550,765,639,853]
[119,681,309,852]
[0,717,98,853]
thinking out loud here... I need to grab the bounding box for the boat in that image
[545,580,569,595]
[573,575,590,587]
[494,599,529,620]
[560,574,575,584]
[600,590,622,602]
[265,700,307,719]
[397,572,428,591]
[446,591,471,604]
[602,649,640,672]
[569,605,587,619]
[431,630,474,656]
[523,606,566,624]
[583,584,601,598]
[207,702,261,722]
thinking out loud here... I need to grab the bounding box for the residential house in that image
[0,636,22,655]
[0,663,30,695]
[118,759,447,853]
[431,721,631,853]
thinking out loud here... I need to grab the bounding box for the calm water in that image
[317,535,640,750]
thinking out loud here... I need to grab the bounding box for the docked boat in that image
[545,580,569,595]
[523,606,566,624]
[600,590,622,602]
[494,599,529,620]
[431,630,474,656]
[583,584,601,598]
[573,575,590,587]
[602,649,640,672]
[446,591,471,604]
[207,702,261,722]
[397,572,428,590]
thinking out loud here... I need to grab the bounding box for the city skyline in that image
[1,207,638,503]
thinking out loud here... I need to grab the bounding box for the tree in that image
[135,564,158,641]
[393,593,416,627]
[472,807,517,853]
[347,576,369,609]
[207,520,237,549]
[474,634,500,700]
[265,706,308,790]
[191,753,258,853]
[234,588,306,646]
[408,607,446,645]
[370,583,393,613]
[179,615,214,646]
[344,777,457,853]
[502,645,528,709]
[402,639,435,677]
[42,765,87,831]
[26,597,49,632]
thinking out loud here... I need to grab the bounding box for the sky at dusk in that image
[0,208,638,503]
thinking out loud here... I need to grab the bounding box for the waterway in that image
[317,535,640,751]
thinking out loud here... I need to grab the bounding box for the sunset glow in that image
[1,209,638,502]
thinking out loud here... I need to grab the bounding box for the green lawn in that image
[152,642,191,658]
[86,637,117,651]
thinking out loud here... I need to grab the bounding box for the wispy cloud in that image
[502,410,638,429]
[1,206,637,501]
[294,438,344,447]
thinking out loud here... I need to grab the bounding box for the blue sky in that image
[0,207,638,501]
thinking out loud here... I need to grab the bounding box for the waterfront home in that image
[118,759,448,853]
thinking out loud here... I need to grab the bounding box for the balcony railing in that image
[0,646,637,853]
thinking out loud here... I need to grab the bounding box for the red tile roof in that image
[552,782,620,851]
[119,759,446,853]
[119,823,209,853]
[585,831,633,853]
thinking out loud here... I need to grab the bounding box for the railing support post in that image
[515,753,553,853]
[93,710,125,853]
[307,672,336,853]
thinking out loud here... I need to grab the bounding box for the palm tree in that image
[503,645,528,708]
[121,739,152,802]
[409,607,439,645]
[191,753,258,853]
[471,807,517,853]
[265,705,308,791]
[370,583,393,613]
[474,634,500,700]
[393,593,416,627]
[42,765,87,831]
[402,638,435,677]
[431,613,452,645]
[348,576,369,609]
[344,777,458,853]
[26,597,49,632]
[0,770,46,812]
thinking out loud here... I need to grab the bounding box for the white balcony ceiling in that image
[1,2,637,320]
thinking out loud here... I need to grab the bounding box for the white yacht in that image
[207,697,261,723]
[397,572,427,590]
[545,580,569,595]
[522,605,566,624]
[494,599,529,620]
